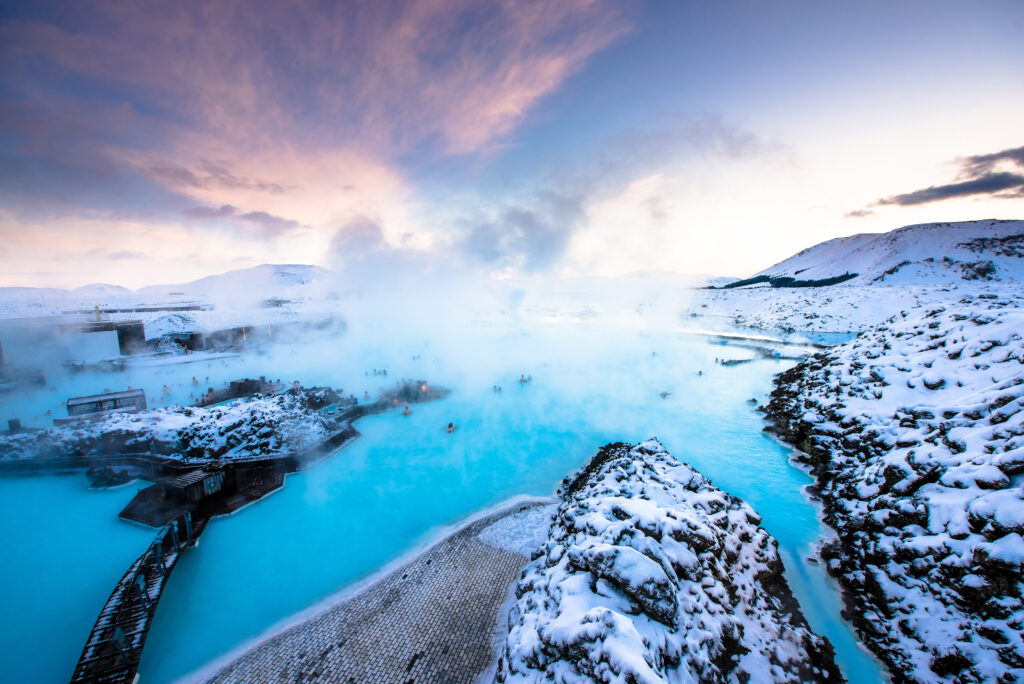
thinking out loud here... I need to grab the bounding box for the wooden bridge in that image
[70,513,208,683]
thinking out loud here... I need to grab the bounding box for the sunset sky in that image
[1,0,1022,288]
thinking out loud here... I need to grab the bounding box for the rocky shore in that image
[496,440,841,683]
[764,296,1024,683]
[0,386,341,462]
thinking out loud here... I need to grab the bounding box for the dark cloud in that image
[460,192,584,272]
[182,204,299,237]
[850,144,1024,216]
[877,172,1024,206]
[959,145,1024,177]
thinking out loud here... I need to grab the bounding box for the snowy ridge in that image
[497,440,841,683]
[0,264,332,318]
[686,219,1024,333]
[765,295,1024,682]
[136,263,331,302]
[755,219,1024,286]
[0,388,337,462]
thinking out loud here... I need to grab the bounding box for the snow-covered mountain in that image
[70,283,135,297]
[136,264,331,302]
[687,219,1024,333]
[754,219,1024,286]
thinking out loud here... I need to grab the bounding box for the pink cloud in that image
[1,0,630,157]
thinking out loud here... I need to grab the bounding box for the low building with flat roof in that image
[55,388,147,424]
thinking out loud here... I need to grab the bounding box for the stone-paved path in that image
[206,503,546,683]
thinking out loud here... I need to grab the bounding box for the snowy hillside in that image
[497,440,840,683]
[136,264,331,303]
[71,283,135,297]
[755,219,1024,286]
[764,295,1024,682]
[686,219,1024,333]
[0,264,333,315]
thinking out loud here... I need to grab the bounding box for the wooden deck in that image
[71,514,208,683]
[62,380,449,681]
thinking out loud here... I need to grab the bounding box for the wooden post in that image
[134,572,150,611]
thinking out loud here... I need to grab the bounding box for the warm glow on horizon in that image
[1,1,1022,289]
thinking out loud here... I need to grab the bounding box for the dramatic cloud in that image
[959,145,1024,177]
[0,0,629,280]
[183,205,300,237]
[1,1,628,158]
[877,172,1024,207]
[854,144,1024,214]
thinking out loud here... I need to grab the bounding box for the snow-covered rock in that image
[764,295,1024,682]
[0,387,338,462]
[497,440,841,683]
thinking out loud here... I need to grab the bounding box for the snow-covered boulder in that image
[765,294,1024,682]
[497,440,841,683]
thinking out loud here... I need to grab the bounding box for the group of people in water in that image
[402,372,537,434]
[366,369,388,377]
[491,373,534,395]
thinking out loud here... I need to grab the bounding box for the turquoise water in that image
[0,318,886,683]
[0,477,155,683]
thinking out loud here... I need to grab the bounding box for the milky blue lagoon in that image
[0,316,887,683]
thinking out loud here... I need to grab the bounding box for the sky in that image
[0,0,1022,289]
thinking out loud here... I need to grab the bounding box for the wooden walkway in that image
[70,514,208,683]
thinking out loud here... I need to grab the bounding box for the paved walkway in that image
[205,502,549,684]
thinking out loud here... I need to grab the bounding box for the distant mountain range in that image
[3,220,1024,309]
[136,264,331,300]
[0,264,332,307]
[750,219,1024,286]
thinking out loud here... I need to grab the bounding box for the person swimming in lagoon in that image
[446,422,456,433]
[402,404,412,416]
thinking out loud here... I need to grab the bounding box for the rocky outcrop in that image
[496,440,841,683]
[764,296,1024,683]
[0,387,334,462]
